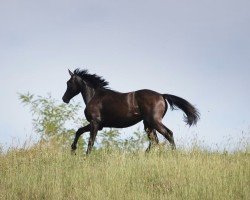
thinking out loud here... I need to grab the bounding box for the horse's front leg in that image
[86,120,99,155]
[71,124,91,153]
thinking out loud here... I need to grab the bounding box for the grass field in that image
[0,142,249,200]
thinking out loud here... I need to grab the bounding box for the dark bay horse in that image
[62,69,200,154]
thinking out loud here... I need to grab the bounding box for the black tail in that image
[163,94,200,126]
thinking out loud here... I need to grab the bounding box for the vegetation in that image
[0,143,249,200]
[0,93,249,200]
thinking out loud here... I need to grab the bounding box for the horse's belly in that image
[102,114,142,128]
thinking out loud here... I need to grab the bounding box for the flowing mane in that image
[74,69,109,89]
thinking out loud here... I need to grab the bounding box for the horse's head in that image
[62,69,82,103]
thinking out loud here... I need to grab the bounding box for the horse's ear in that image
[68,69,74,77]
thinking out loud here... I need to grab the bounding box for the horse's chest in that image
[84,103,102,122]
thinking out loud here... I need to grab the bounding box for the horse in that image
[62,69,200,154]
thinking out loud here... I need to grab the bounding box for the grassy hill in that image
[0,142,249,200]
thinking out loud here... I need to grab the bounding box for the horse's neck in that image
[81,85,95,105]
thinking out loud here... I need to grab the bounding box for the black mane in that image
[74,69,109,89]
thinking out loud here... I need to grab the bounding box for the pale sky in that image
[0,0,249,150]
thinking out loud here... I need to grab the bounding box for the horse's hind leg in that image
[153,121,176,150]
[146,129,159,152]
[144,122,159,152]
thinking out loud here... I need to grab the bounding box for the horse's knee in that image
[75,127,84,136]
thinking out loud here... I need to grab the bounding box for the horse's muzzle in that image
[62,96,70,104]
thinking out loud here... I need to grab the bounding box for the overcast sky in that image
[0,0,249,150]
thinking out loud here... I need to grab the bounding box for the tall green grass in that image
[0,142,249,200]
